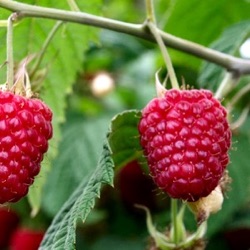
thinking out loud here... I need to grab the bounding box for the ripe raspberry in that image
[10,228,44,250]
[138,89,231,202]
[117,160,157,212]
[0,91,53,204]
[0,208,20,248]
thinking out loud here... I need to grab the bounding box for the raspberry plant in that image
[0,0,250,249]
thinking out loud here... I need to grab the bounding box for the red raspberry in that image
[138,89,231,202]
[117,160,157,211]
[0,208,20,248]
[0,91,53,204]
[10,228,44,250]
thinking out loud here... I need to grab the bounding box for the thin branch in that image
[0,0,250,74]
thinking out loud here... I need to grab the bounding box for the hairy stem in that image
[0,0,250,74]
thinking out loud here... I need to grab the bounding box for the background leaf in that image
[198,21,250,91]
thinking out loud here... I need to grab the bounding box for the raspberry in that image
[0,208,20,248]
[0,91,53,204]
[10,228,44,250]
[138,89,231,202]
[117,160,157,211]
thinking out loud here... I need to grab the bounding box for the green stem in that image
[145,0,156,23]
[230,106,249,130]
[0,20,8,27]
[227,83,250,130]
[227,83,250,112]
[0,0,250,75]
[214,72,240,99]
[67,0,80,11]
[30,21,63,77]
[171,199,179,245]
[147,21,179,89]
[6,13,15,88]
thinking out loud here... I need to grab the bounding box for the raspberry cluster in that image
[138,89,231,201]
[0,91,53,204]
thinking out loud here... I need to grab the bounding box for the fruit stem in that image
[171,198,179,245]
[147,21,180,90]
[30,21,63,78]
[67,0,80,11]
[214,72,240,100]
[227,83,250,113]
[6,13,16,89]
[144,0,179,90]
[145,0,156,23]
[0,20,8,27]
[230,106,249,130]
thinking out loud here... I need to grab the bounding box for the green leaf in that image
[108,110,143,169]
[198,21,250,91]
[39,139,114,250]
[0,0,102,213]
[42,115,111,217]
